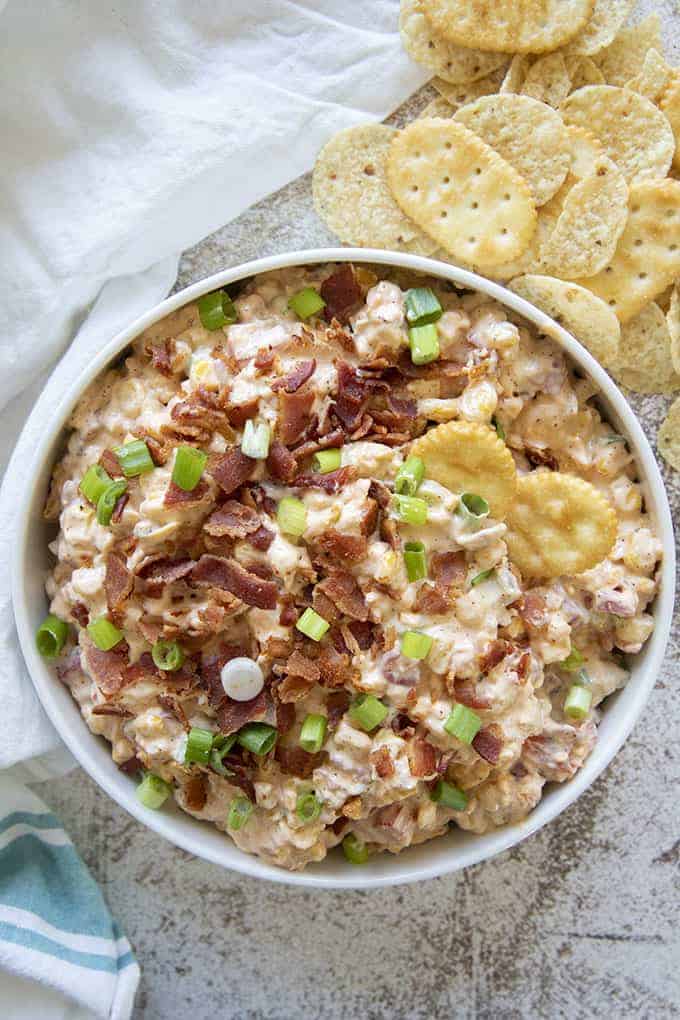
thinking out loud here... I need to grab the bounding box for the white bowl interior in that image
[12,248,675,889]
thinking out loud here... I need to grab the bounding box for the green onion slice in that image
[394,456,425,497]
[237,722,278,756]
[404,541,427,582]
[96,480,128,526]
[79,464,113,505]
[349,694,388,733]
[184,727,214,765]
[288,287,325,320]
[151,639,185,672]
[430,778,468,811]
[564,684,592,721]
[172,446,207,491]
[299,714,327,754]
[604,434,627,445]
[36,614,68,658]
[295,607,329,642]
[210,744,235,778]
[87,617,124,651]
[559,647,585,672]
[393,494,429,526]
[296,791,323,823]
[444,703,482,745]
[409,323,440,366]
[342,832,369,865]
[312,448,341,474]
[400,630,433,660]
[136,773,173,810]
[228,796,253,831]
[198,290,237,331]
[277,496,307,537]
[404,287,443,327]
[457,492,489,527]
[471,568,495,587]
[113,439,154,478]
[241,420,271,459]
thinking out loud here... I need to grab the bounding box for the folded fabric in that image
[0,776,139,1019]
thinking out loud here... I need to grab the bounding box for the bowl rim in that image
[11,246,676,889]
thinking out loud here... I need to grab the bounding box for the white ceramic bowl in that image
[12,248,675,889]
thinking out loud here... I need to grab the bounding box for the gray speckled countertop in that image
[36,58,680,1020]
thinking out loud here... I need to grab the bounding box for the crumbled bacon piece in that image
[407,738,438,778]
[164,479,210,506]
[104,551,133,612]
[191,555,277,610]
[312,586,340,624]
[317,569,368,621]
[479,639,510,674]
[452,677,492,711]
[386,392,417,419]
[118,755,143,773]
[99,448,123,477]
[225,397,260,429]
[292,466,355,494]
[71,602,89,628]
[278,388,315,446]
[216,689,268,735]
[185,774,208,812]
[520,592,548,628]
[348,620,374,650]
[431,551,467,587]
[247,525,274,551]
[413,583,451,615]
[198,644,251,706]
[285,649,321,684]
[266,439,298,483]
[275,745,323,778]
[525,445,559,471]
[254,347,276,371]
[279,598,299,627]
[204,500,261,539]
[140,433,171,466]
[391,713,415,739]
[472,725,503,765]
[317,645,352,688]
[332,362,369,429]
[326,690,350,727]
[359,499,379,537]
[313,531,368,564]
[148,341,173,377]
[207,448,255,495]
[137,556,194,587]
[369,478,391,508]
[111,492,128,523]
[271,359,316,394]
[82,638,130,696]
[275,699,296,734]
[320,265,362,324]
[517,650,531,680]
[292,427,345,460]
[370,746,395,779]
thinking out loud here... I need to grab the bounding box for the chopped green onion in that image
[404,541,427,582]
[430,778,468,811]
[559,647,585,672]
[604,434,626,445]
[172,446,207,491]
[409,323,440,366]
[404,287,443,327]
[457,492,489,526]
[492,416,506,442]
[151,639,185,672]
[444,703,482,744]
[342,832,369,865]
[36,614,68,658]
[113,439,154,478]
[79,464,113,505]
[210,743,235,777]
[400,630,433,660]
[576,668,591,686]
[96,480,128,526]
[288,287,325,320]
[184,727,214,765]
[277,496,307,537]
[295,607,330,642]
[296,791,323,823]
[87,617,124,651]
[136,773,172,810]
[564,684,592,721]
[198,290,237,330]
[394,456,425,496]
[241,420,271,459]
[312,448,341,474]
[393,494,429,526]
[228,796,253,831]
[213,733,238,753]
[471,568,495,586]
[237,722,278,756]
[349,694,388,732]
[299,714,327,754]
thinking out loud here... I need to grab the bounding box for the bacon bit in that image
[71,602,89,628]
[380,515,400,551]
[525,445,559,471]
[104,552,133,612]
[123,651,159,684]
[111,492,128,523]
[312,587,340,624]
[254,347,276,371]
[137,556,194,587]
[332,362,369,429]
[517,650,531,681]
[350,414,375,441]
[222,397,258,429]
[275,699,296,734]
[99,448,123,477]
[198,644,250,705]
[286,650,321,683]
[292,466,356,494]
[330,626,349,655]
[317,569,368,621]
[247,525,274,551]
[407,738,438,778]
[192,555,277,610]
[453,677,492,711]
[320,265,362,324]
[217,689,268,735]
[359,499,379,537]
[171,392,228,434]
[292,428,345,460]
[82,638,129,696]
[207,448,255,495]
[317,645,352,688]
[369,478,391,509]
[370,746,395,779]
[159,693,190,731]
[278,388,316,446]
[141,433,171,466]
[92,703,131,718]
[138,616,163,644]
[277,673,314,704]
[386,392,417,419]
[271,359,316,394]
[413,583,451,615]
[313,531,368,564]
[118,754,143,773]
[185,774,208,812]
[148,341,173,377]
[266,439,298,483]
[204,500,261,539]
[472,725,503,765]
[164,478,210,507]
[348,620,374,651]
[431,551,467,587]
[326,690,350,727]
[479,639,510,674]
[391,713,416,739]
[279,598,299,627]
[520,592,548,628]
[275,745,323,778]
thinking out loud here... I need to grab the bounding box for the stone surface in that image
[36,12,680,1018]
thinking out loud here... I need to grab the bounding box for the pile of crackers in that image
[312,0,680,473]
